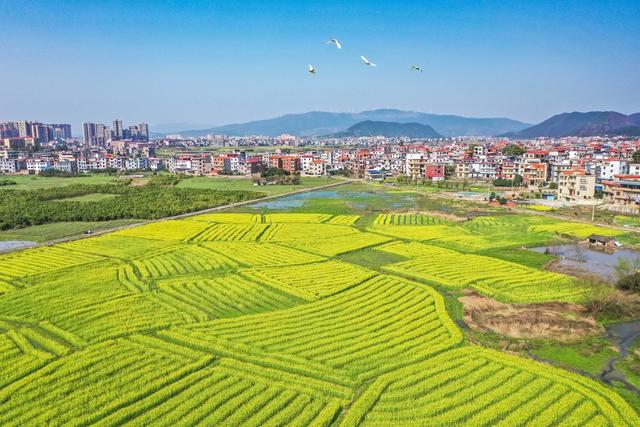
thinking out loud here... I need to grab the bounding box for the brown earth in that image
[459,291,602,342]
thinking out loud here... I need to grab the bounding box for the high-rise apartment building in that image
[83,122,97,145]
[113,119,123,140]
[95,123,111,146]
[32,123,50,145]
[128,125,139,140]
[138,123,149,141]
[18,120,31,137]
[51,124,72,139]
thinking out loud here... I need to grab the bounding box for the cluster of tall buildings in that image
[0,121,72,146]
[82,120,149,146]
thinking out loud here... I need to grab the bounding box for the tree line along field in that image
[0,211,639,425]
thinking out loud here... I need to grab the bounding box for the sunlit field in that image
[0,211,638,425]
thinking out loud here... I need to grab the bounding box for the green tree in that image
[501,144,525,156]
[633,150,640,163]
[615,258,640,292]
[492,178,513,187]
[513,174,524,187]
[444,165,456,178]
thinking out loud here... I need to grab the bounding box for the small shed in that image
[587,234,617,249]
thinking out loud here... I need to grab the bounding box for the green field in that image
[0,211,638,425]
[0,174,118,190]
[0,220,142,242]
[177,176,337,195]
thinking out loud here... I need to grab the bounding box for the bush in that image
[501,144,525,156]
[583,285,639,320]
[38,169,81,178]
[615,258,640,292]
[492,178,512,187]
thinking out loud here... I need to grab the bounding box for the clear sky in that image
[1,0,639,131]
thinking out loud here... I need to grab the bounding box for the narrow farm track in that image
[0,212,639,425]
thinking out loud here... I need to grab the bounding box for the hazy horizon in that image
[1,0,639,131]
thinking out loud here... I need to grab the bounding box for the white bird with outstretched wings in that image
[327,38,342,49]
[361,56,376,67]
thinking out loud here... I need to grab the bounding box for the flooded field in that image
[0,240,37,253]
[531,244,640,282]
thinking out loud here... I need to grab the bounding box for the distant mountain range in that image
[331,120,442,138]
[175,109,531,137]
[502,111,640,138]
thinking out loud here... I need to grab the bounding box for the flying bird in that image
[410,65,423,72]
[327,38,342,49]
[360,56,376,67]
[308,64,317,75]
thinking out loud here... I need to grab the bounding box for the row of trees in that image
[492,174,524,187]
[0,183,263,230]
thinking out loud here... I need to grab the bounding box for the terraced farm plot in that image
[131,245,238,280]
[242,261,377,300]
[113,220,210,241]
[462,214,550,232]
[108,357,346,427]
[156,275,304,319]
[61,234,176,259]
[1,211,638,424]
[370,224,462,241]
[374,213,448,225]
[343,346,640,426]
[284,232,391,257]
[267,223,358,242]
[0,246,104,279]
[529,222,624,239]
[383,244,585,303]
[0,319,84,389]
[327,215,360,226]
[203,241,326,266]
[377,241,460,258]
[0,280,15,296]
[191,223,270,242]
[263,213,332,223]
[188,213,261,223]
[372,219,556,252]
[160,274,463,382]
[0,334,345,427]
[370,225,495,250]
[0,265,189,341]
[0,338,213,426]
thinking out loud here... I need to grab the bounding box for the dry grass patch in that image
[459,291,602,342]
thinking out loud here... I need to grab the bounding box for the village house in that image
[558,168,596,201]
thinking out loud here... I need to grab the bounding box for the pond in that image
[530,244,640,282]
[0,240,37,254]
[247,190,416,211]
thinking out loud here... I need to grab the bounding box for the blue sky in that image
[1,0,639,131]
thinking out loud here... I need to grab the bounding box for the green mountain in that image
[176,109,531,137]
[331,120,442,138]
